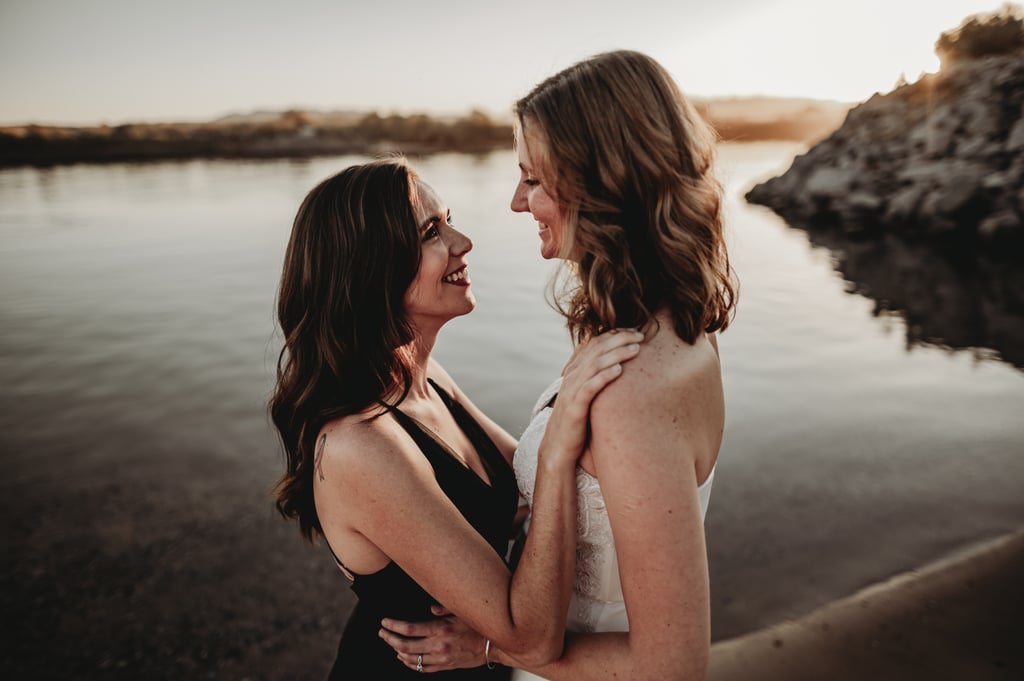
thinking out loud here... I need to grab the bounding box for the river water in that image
[1,143,1021,678]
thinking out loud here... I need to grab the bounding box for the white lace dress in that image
[511,377,715,681]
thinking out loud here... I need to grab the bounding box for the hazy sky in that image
[0,0,1008,126]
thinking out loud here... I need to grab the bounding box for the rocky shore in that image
[746,12,1024,260]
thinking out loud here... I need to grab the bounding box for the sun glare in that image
[861,1,1009,96]
[664,0,1009,102]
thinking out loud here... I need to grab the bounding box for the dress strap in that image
[426,378,509,480]
[388,379,510,490]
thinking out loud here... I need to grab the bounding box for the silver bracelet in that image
[484,639,496,670]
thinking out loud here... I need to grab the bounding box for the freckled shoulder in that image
[586,324,724,482]
[598,327,720,412]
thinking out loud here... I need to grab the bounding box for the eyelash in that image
[523,178,540,187]
[422,214,453,242]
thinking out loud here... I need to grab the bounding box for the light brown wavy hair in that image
[515,50,737,344]
[271,158,422,542]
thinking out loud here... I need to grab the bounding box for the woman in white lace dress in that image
[382,50,737,680]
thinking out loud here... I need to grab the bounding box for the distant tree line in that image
[0,101,853,168]
[0,110,514,167]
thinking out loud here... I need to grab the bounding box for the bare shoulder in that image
[319,408,387,457]
[589,322,724,477]
[315,407,429,488]
[593,323,722,415]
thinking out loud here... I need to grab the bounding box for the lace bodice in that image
[513,376,715,633]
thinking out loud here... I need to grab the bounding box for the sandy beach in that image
[709,530,1024,681]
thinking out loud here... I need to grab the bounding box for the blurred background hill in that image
[0,96,852,167]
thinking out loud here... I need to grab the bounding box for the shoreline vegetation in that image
[0,97,851,167]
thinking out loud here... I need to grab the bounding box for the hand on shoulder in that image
[540,329,644,469]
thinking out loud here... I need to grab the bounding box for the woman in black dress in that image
[270,158,642,677]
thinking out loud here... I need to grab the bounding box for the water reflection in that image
[802,228,1024,370]
[3,147,1022,676]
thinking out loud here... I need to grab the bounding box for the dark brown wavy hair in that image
[271,158,422,542]
[515,50,737,344]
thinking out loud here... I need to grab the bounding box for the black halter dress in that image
[326,380,518,679]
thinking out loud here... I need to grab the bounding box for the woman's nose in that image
[450,227,472,256]
[510,183,529,213]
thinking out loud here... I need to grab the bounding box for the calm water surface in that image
[1,144,1022,669]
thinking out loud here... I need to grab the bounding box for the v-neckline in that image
[393,382,495,490]
[401,413,495,489]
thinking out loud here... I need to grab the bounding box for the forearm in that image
[501,454,577,665]
[373,460,577,672]
[380,333,646,671]
[494,330,642,662]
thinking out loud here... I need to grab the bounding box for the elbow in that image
[506,631,564,668]
[526,637,564,668]
[514,648,561,669]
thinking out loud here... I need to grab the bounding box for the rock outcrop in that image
[746,22,1024,260]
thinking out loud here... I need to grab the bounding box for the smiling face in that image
[402,179,475,331]
[510,122,568,260]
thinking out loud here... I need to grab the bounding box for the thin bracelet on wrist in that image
[484,639,496,669]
